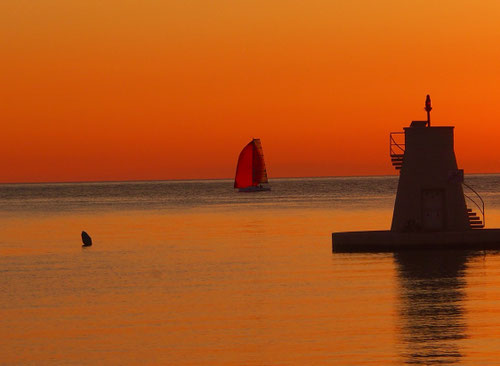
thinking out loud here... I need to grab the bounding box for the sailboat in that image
[234,138,271,192]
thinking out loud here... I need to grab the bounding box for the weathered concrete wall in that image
[391,126,469,232]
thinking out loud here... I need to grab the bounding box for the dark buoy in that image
[81,231,92,247]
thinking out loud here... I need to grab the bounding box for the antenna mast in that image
[425,95,432,126]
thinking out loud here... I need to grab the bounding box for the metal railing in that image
[463,181,485,227]
[389,132,405,157]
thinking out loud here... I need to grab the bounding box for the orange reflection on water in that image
[3,206,500,364]
[1,207,400,365]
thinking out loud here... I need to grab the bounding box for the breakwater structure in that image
[332,96,500,252]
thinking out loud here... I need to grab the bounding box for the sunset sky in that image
[2,0,500,183]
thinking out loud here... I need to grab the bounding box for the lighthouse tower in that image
[390,96,483,232]
[331,96,496,252]
[391,125,469,231]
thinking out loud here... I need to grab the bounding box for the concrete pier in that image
[333,229,500,252]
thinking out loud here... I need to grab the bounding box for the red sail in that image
[234,141,254,188]
[252,139,268,185]
[234,139,269,188]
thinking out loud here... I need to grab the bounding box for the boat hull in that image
[238,186,271,192]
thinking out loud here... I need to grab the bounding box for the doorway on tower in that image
[421,189,445,231]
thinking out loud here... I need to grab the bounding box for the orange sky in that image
[2,0,500,182]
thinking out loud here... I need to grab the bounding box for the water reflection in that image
[394,250,475,364]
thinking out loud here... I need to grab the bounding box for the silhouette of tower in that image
[390,96,482,232]
[332,96,497,252]
[391,125,470,231]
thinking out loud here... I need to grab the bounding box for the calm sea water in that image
[2,175,500,365]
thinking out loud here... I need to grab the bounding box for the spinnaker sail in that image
[234,139,269,189]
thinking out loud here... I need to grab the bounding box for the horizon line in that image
[2,171,500,185]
